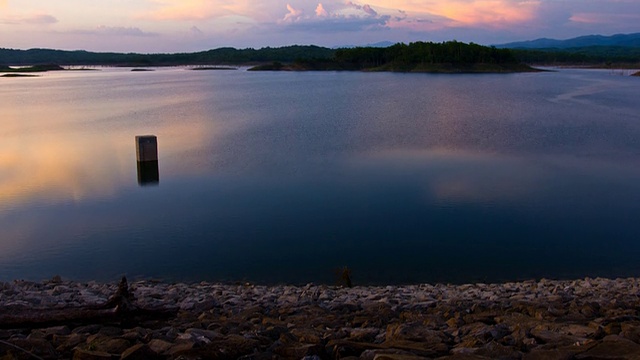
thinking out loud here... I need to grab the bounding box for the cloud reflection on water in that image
[0,133,129,209]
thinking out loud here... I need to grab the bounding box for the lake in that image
[1,67,640,285]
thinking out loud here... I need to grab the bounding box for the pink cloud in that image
[1,13,58,25]
[277,1,390,32]
[146,1,223,21]
[361,5,378,16]
[94,26,157,37]
[345,1,379,17]
[316,3,329,17]
[282,4,303,22]
[144,0,264,22]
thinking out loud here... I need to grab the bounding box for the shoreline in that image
[3,277,640,359]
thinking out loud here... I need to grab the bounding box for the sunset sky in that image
[1,0,639,53]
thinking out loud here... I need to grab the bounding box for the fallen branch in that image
[0,277,177,329]
[0,340,46,360]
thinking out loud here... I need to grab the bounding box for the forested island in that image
[249,41,535,72]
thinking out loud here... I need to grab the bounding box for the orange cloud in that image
[316,3,328,17]
[367,0,540,28]
[434,0,539,25]
[1,13,58,25]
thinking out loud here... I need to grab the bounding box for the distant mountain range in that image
[341,33,640,50]
[495,33,640,49]
[333,41,396,49]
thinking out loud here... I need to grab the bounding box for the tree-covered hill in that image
[254,41,535,72]
[335,41,526,71]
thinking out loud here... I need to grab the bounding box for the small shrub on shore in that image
[336,266,353,288]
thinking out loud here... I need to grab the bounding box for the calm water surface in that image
[1,67,640,284]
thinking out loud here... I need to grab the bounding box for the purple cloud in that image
[345,1,378,17]
[1,14,58,25]
[279,14,390,32]
[94,26,157,37]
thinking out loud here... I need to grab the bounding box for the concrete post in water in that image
[135,135,158,162]
[135,135,159,186]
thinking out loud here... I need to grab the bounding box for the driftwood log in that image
[0,277,177,329]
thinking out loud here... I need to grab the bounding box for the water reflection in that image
[0,134,130,212]
[137,161,159,186]
[1,69,640,284]
[0,70,215,212]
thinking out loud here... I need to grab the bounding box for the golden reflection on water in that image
[0,70,216,212]
[0,133,131,210]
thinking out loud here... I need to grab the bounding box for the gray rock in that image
[167,341,195,356]
[55,333,88,353]
[42,326,72,338]
[3,338,58,359]
[530,328,581,346]
[89,337,131,354]
[72,349,113,360]
[72,325,103,335]
[575,335,640,359]
[147,339,173,354]
[98,327,123,337]
[523,348,583,360]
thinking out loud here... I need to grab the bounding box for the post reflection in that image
[136,160,159,186]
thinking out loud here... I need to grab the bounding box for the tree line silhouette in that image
[2,41,637,69]
[329,41,520,70]
[0,46,334,66]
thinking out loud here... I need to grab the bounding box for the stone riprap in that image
[2,277,640,359]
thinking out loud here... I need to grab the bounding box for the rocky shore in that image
[2,277,640,360]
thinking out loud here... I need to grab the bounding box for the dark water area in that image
[1,67,640,285]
